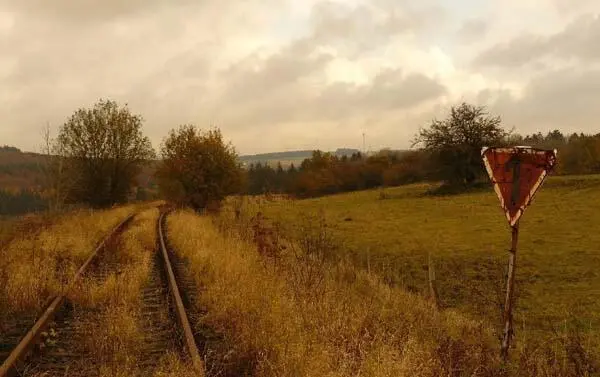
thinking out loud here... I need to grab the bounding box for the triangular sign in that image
[482,146,557,227]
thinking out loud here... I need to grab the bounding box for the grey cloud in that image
[457,18,489,43]
[310,1,414,42]
[219,41,334,105]
[552,14,600,61]
[552,0,598,15]
[0,0,267,149]
[0,0,200,24]
[218,66,446,128]
[211,1,444,130]
[307,0,438,58]
[474,34,551,67]
[324,70,446,114]
[488,68,600,133]
[474,13,600,67]
[0,0,159,24]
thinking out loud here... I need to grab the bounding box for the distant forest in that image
[245,130,600,198]
[239,148,361,164]
[0,145,21,152]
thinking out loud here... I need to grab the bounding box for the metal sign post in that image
[481,146,557,361]
[501,223,518,360]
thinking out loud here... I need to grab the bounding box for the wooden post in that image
[501,223,519,361]
[428,253,440,310]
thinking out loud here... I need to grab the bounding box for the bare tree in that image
[39,124,69,212]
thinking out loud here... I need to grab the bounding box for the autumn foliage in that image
[54,99,156,207]
[157,125,243,211]
[246,150,429,198]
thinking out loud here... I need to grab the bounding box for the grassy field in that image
[243,175,600,343]
[168,210,499,376]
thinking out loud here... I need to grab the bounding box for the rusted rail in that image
[158,212,205,376]
[0,213,136,377]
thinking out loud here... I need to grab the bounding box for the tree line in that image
[245,150,429,197]
[3,99,600,216]
[0,146,21,153]
[245,103,600,198]
[0,189,47,216]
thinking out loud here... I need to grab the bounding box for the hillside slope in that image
[0,149,46,191]
[0,148,158,192]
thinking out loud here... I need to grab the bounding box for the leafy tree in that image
[246,162,278,195]
[562,134,600,174]
[157,125,242,211]
[55,99,155,207]
[524,132,545,146]
[545,130,566,147]
[506,133,525,146]
[414,102,508,186]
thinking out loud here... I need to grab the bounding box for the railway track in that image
[0,210,206,377]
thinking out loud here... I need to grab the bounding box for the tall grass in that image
[67,208,158,374]
[0,205,137,319]
[26,207,193,376]
[69,208,156,309]
[168,210,500,376]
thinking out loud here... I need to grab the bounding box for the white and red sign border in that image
[481,146,557,227]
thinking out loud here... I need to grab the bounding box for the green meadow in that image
[255,175,600,341]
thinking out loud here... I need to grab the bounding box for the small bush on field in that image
[250,211,285,262]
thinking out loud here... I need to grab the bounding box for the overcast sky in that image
[1,0,599,155]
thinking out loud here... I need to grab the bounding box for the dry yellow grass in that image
[97,352,197,377]
[3,204,194,376]
[69,208,156,308]
[167,210,500,377]
[64,207,193,376]
[0,205,137,318]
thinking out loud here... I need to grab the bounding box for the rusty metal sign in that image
[481,146,557,227]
